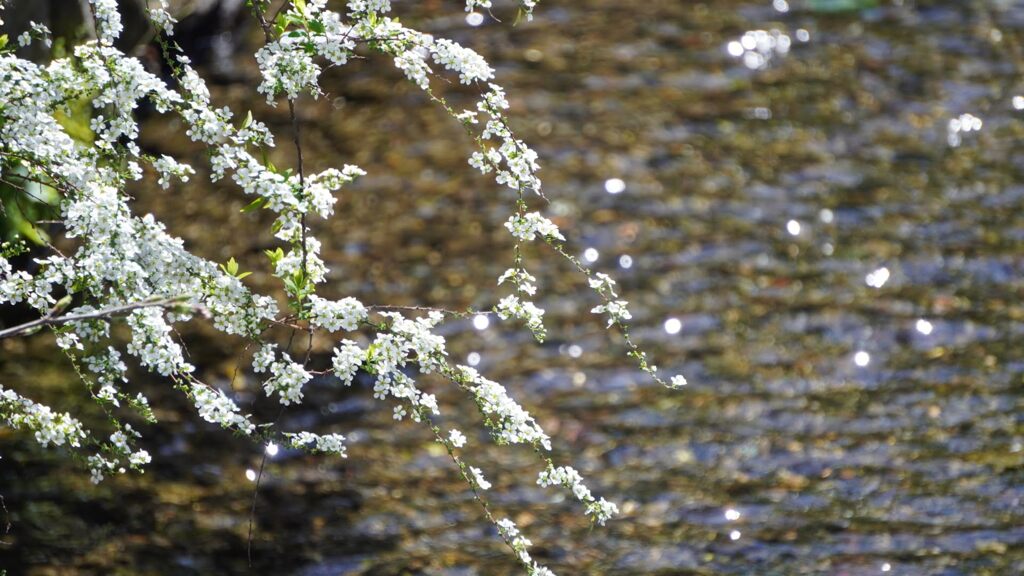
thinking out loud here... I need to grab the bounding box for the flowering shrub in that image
[0,0,686,572]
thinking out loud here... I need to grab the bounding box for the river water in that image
[1,0,1023,574]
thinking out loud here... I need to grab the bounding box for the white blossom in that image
[587,273,617,297]
[263,354,312,405]
[253,343,277,373]
[190,384,256,435]
[309,295,367,332]
[287,431,348,457]
[0,386,87,448]
[591,300,632,327]
[505,213,564,242]
[469,466,491,490]
[449,429,467,448]
[496,295,546,340]
[538,465,618,525]
[148,0,177,35]
[331,340,365,386]
[458,365,550,450]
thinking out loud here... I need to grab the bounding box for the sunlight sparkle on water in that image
[773,0,790,12]
[466,12,484,26]
[819,208,834,223]
[728,29,792,70]
[583,248,599,263]
[568,344,583,358]
[947,113,982,147]
[604,178,625,194]
[245,469,257,482]
[473,314,490,330]
[725,508,741,521]
[1014,96,1024,110]
[786,220,801,236]
[467,352,481,366]
[881,563,892,573]
[729,530,742,541]
[619,254,633,269]
[916,319,933,335]
[265,442,278,457]
[664,318,682,335]
[854,351,871,367]
[866,267,890,288]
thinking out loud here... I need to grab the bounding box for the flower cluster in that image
[255,38,323,104]
[190,383,257,435]
[496,295,546,341]
[497,518,554,576]
[457,366,551,450]
[126,308,193,377]
[505,213,565,242]
[591,300,632,328]
[263,353,313,406]
[0,386,87,448]
[331,340,365,386]
[498,268,538,296]
[538,465,618,525]
[431,39,494,84]
[148,0,176,36]
[308,295,367,332]
[286,431,348,457]
[152,155,194,189]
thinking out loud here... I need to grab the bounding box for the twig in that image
[246,405,284,567]
[0,494,10,545]
[0,297,191,340]
[366,304,488,317]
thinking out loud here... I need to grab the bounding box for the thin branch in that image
[366,304,488,318]
[0,297,190,340]
[287,98,309,314]
[0,494,10,546]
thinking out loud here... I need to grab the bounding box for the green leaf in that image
[240,197,266,213]
[0,35,8,51]
[52,294,73,315]
[309,20,325,34]
[241,110,253,130]
[294,0,307,17]
[236,271,253,280]
[54,97,95,145]
[284,277,299,294]
[226,257,239,276]
[264,247,284,264]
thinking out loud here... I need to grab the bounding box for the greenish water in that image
[2,0,1024,574]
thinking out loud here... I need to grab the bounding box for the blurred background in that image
[1,0,1024,574]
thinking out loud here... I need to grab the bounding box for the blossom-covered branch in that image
[0,0,683,572]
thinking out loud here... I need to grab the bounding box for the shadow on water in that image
[1,0,1023,574]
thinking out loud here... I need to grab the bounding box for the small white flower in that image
[591,300,632,327]
[469,466,491,490]
[449,429,467,448]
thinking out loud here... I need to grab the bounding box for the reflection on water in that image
[3,0,1024,574]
